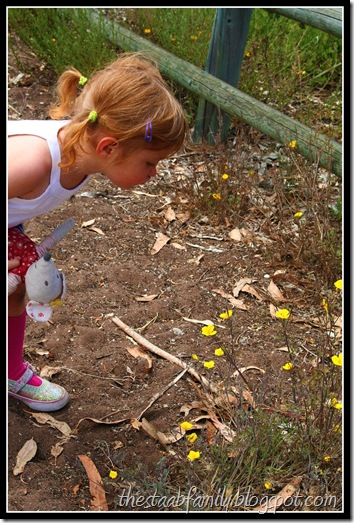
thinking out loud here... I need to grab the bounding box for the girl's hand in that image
[8,257,20,271]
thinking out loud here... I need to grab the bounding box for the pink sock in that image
[8,312,42,386]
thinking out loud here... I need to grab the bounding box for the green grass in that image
[7,7,342,140]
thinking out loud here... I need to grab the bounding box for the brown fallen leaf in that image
[81,219,95,227]
[242,284,263,301]
[25,411,72,438]
[13,438,37,476]
[267,280,287,302]
[151,232,170,254]
[228,228,242,241]
[126,346,153,372]
[78,454,108,511]
[164,206,176,222]
[233,277,254,296]
[171,242,187,250]
[88,226,105,236]
[39,365,63,379]
[134,294,159,302]
[212,288,249,310]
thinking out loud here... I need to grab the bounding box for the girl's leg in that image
[8,285,69,412]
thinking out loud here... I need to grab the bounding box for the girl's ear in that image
[96,137,119,158]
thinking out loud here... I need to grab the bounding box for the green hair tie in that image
[79,76,88,87]
[88,111,98,123]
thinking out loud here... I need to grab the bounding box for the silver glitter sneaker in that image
[8,362,69,412]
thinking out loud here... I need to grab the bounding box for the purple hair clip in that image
[145,119,153,142]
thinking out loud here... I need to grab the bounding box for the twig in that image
[135,367,189,421]
[112,315,219,394]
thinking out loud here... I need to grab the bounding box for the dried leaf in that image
[205,420,218,445]
[269,303,277,318]
[151,232,170,255]
[242,284,263,301]
[135,294,159,302]
[232,365,265,377]
[182,317,214,326]
[268,280,287,301]
[171,242,187,250]
[89,226,105,236]
[207,410,237,442]
[51,441,65,461]
[77,454,108,511]
[13,438,37,476]
[126,346,153,370]
[233,277,254,297]
[81,219,95,227]
[164,206,176,222]
[26,411,72,437]
[229,228,242,241]
[39,365,63,379]
[212,288,249,310]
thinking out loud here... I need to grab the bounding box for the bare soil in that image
[7,33,342,515]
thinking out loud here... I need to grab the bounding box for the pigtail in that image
[49,68,83,119]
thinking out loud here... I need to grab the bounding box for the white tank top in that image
[8,120,91,228]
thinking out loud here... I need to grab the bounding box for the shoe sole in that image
[8,390,69,412]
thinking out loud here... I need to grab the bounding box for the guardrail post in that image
[193,8,252,144]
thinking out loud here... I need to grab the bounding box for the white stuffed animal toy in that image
[8,219,75,322]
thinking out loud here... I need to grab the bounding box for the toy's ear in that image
[26,301,53,322]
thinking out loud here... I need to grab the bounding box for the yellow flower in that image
[275,309,290,320]
[289,140,297,148]
[52,38,56,43]
[282,362,293,371]
[333,424,342,433]
[221,173,229,180]
[144,28,151,34]
[212,193,221,200]
[204,360,215,369]
[171,37,176,42]
[191,353,199,361]
[248,169,255,176]
[331,398,342,409]
[219,310,233,319]
[109,470,118,479]
[180,421,193,431]
[214,348,224,357]
[334,279,342,290]
[331,353,342,366]
[190,35,197,40]
[186,432,198,444]
[187,450,201,461]
[264,481,273,490]
[294,211,303,218]
[245,51,251,57]
[324,456,331,462]
[201,324,217,336]
[322,298,329,314]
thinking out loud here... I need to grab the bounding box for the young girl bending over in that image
[8,52,188,412]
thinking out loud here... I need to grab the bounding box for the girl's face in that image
[101,147,174,189]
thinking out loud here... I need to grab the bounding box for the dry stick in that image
[112,315,219,395]
[135,367,189,421]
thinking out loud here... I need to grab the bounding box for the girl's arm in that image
[8,135,52,199]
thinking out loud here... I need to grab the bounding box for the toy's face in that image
[25,256,64,303]
[25,254,66,322]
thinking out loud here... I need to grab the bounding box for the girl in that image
[8,52,189,412]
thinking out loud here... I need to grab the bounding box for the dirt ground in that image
[7,33,342,515]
